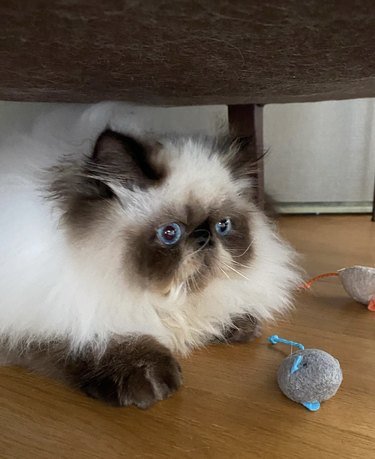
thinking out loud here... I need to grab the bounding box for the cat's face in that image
[52,130,256,297]
[128,197,253,295]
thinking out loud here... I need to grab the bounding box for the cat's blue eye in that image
[215,218,232,236]
[156,222,183,246]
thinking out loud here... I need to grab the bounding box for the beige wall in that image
[0,99,374,205]
[264,99,375,204]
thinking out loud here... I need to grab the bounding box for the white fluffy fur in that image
[0,103,301,355]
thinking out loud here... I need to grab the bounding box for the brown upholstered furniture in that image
[1,1,374,216]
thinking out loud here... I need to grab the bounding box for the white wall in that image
[264,99,375,204]
[0,99,374,207]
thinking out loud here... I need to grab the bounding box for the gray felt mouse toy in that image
[303,265,375,311]
[268,335,343,411]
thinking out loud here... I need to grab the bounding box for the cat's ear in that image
[90,129,163,189]
[219,136,264,199]
[224,136,260,181]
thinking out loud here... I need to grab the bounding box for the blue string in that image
[268,335,305,351]
[291,355,304,374]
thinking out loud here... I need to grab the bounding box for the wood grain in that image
[0,1,374,105]
[1,215,375,458]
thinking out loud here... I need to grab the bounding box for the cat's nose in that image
[192,229,211,248]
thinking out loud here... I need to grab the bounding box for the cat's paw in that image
[217,314,262,344]
[77,339,182,408]
[124,353,182,409]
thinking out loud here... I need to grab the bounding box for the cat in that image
[0,102,301,408]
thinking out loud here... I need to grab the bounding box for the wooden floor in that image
[1,215,375,459]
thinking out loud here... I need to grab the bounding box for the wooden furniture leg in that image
[228,104,264,207]
[372,175,375,221]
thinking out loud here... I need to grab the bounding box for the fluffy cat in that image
[0,102,301,408]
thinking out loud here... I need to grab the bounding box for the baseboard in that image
[274,201,372,214]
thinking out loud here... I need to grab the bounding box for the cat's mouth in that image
[159,273,207,297]
[158,262,212,298]
[158,250,247,297]
[152,251,248,298]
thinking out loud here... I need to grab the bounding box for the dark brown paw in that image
[215,314,262,344]
[75,338,182,408]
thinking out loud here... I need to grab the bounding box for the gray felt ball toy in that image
[268,335,343,411]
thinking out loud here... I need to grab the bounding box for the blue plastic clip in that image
[302,401,321,411]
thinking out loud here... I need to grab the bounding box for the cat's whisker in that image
[221,261,250,281]
[189,274,197,292]
[218,266,230,279]
[227,240,254,258]
[211,254,249,275]
[185,277,192,294]
[230,259,252,270]
[184,233,211,262]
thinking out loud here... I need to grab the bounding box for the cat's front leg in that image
[4,335,182,408]
[213,314,262,344]
[66,336,182,408]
